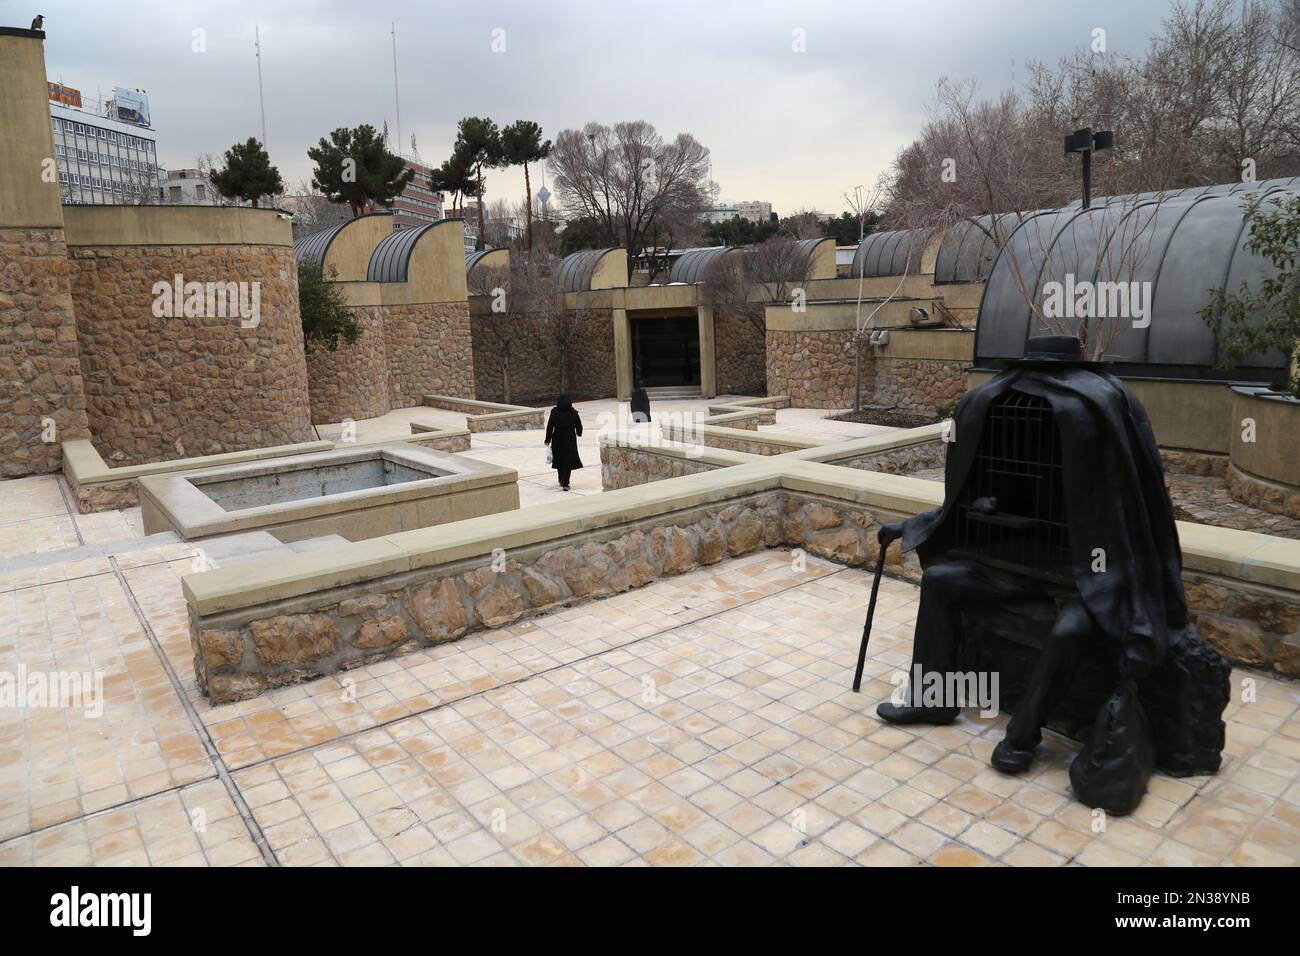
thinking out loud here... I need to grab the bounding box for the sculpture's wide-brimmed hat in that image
[1015,335,1103,367]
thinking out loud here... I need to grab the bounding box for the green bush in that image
[1202,194,1300,398]
[298,258,360,351]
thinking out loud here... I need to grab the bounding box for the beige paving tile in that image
[2,531,1293,867]
[0,571,214,839]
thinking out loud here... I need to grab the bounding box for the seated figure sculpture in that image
[873,335,1230,814]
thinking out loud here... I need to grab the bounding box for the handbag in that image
[545,445,553,465]
[1068,680,1154,816]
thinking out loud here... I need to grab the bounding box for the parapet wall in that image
[767,325,974,413]
[63,205,313,464]
[0,226,91,476]
[470,306,615,404]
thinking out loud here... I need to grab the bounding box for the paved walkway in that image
[1,499,1296,865]
[312,398,887,509]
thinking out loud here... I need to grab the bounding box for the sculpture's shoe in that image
[991,737,1036,774]
[876,702,959,725]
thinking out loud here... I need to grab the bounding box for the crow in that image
[31,14,45,30]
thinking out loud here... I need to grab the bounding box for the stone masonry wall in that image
[306,305,390,425]
[67,243,312,465]
[189,490,921,703]
[1226,465,1300,519]
[827,440,948,476]
[714,310,766,395]
[472,309,614,405]
[766,328,854,407]
[383,302,475,410]
[567,309,616,400]
[1185,573,1300,676]
[0,227,90,476]
[766,328,966,414]
[601,439,948,492]
[600,444,717,490]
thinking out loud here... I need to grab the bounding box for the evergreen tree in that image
[209,138,284,208]
[308,124,413,217]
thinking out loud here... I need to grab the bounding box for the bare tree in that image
[472,256,567,402]
[548,120,713,279]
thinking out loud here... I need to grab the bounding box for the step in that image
[643,386,702,399]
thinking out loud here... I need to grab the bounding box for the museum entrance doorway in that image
[630,315,699,388]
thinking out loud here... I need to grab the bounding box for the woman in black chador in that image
[544,394,583,491]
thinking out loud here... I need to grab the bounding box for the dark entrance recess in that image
[631,316,699,388]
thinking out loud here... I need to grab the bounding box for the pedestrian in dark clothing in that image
[630,386,652,423]
[544,394,583,490]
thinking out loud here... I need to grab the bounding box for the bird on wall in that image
[31,14,45,30]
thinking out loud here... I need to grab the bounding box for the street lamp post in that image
[1064,127,1114,209]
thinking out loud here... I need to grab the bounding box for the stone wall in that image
[766,328,967,414]
[1226,465,1300,519]
[0,226,90,476]
[67,243,313,465]
[766,329,853,408]
[384,302,475,409]
[601,443,717,490]
[822,440,947,476]
[471,309,614,404]
[189,489,918,704]
[1160,449,1229,478]
[306,306,390,425]
[1185,573,1300,675]
[714,310,766,395]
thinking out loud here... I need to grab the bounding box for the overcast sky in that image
[28,0,1179,215]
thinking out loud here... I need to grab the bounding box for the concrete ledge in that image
[660,422,822,455]
[707,396,791,415]
[600,435,759,490]
[140,444,519,543]
[62,438,334,512]
[423,394,545,432]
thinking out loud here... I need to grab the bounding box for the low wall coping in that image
[183,459,782,616]
[600,434,760,468]
[783,423,947,463]
[661,422,823,451]
[63,438,334,488]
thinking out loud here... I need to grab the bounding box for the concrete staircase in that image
[644,386,702,400]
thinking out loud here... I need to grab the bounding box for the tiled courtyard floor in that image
[2,478,1298,865]
[312,398,890,508]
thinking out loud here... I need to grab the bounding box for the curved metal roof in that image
[465,249,496,272]
[292,220,348,267]
[850,229,924,278]
[974,176,1300,380]
[668,246,731,284]
[933,214,1023,284]
[558,248,618,293]
[367,222,436,282]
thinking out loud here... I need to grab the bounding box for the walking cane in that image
[851,538,891,692]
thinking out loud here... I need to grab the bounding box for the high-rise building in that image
[390,157,444,228]
[48,84,159,205]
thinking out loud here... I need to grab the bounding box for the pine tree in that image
[209,138,284,208]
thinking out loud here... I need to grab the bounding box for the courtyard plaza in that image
[0,399,1297,866]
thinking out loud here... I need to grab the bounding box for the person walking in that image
[544,393,583,491]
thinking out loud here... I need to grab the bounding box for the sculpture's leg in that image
[992,598,1092,774]
[878,560,1028,726]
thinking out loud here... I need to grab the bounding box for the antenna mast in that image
[391,23,403,157]
[255,24,268,146]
